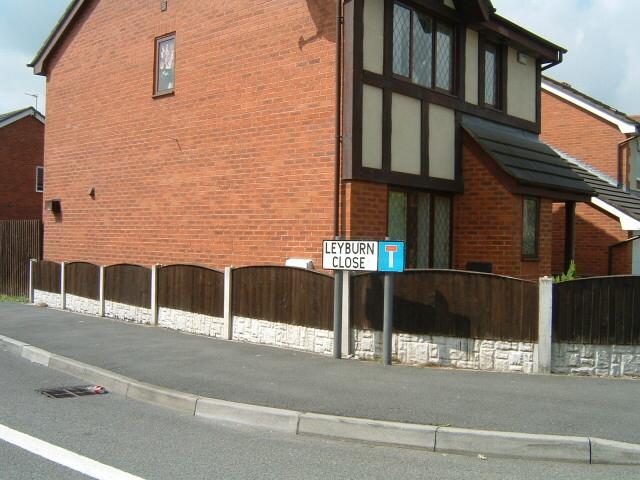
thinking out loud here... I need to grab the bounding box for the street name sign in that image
[322,240,405,272]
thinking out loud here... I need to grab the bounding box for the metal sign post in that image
[382,270,394,366]
[323,238,404,362]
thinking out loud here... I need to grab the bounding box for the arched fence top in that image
[554,274,639,286]
[65,261,100,268]
[160,263,223,274]
[104,262,150,270]
[351,268,537,285]
[231,265,334,280]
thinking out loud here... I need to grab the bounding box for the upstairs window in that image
[392,3,454,92]
[35,166,44,193]
[154,33,175,95]
[482,42,500,108]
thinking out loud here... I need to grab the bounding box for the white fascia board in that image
[0,109,45,129]
[542,82,638,134]
[32,0,86,76]
[591,196,640,230]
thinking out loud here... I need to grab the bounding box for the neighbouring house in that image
[0,107,45,220]
[29,0,593,280]
[540,77,640,276]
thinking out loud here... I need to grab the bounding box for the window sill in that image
[522,256,539,262]
[152,89,174,99]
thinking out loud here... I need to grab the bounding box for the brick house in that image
[29,0,592,280]
[541,77,640,276]
[0,107,45,220]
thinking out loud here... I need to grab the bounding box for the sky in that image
[0,0,638,116]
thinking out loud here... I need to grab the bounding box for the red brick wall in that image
[552,202,629,277]
[611,241,632,276]
[341,180,387,240]
[0,115,44,220]
[452,136,552,281]
[42,0,337,267]
[541,90,627,182]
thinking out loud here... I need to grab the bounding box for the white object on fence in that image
[223,267,233,340]
[284,258,314,269]
[28,259,35,304]
[537,276,553,374]
[60,262,66,310]
[341,271,351,356]
[151,264,159,326]
[99,266,105,317]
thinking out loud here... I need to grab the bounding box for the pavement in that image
[1,302,640,465]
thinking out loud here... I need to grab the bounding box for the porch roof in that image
[461,115,593,200]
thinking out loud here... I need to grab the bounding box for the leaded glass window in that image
[523,197,539,258]
[392,3,454,93]
[387,190,451,269]
[388,191,407,241]
[433,196,451,268]
[435,23,453,91]
[412,13,433,88]
[484,43,498,107]
[392,4,410,77]
[155,34,175,94]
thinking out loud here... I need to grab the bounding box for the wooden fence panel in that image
[0,220,42,296]
[33,260,60,294]
[104,264,150,308]
[352,270,538,342]
[158,264,224,317]
[65,262,100,300]
[232,266,333,330]
[553,276,640,345]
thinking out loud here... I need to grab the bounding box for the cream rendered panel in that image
[428,104,456,180]
[363,0,384,74]
[507,47,537,122]
[391,93,422,175]
[362,85,383,169]
[465,29,479,105]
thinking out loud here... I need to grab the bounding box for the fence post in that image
[28,259,35,303]
[60,261,66,310]
[151,264,159,325]
[537,276,553,374]
[223,267,233,340]
[99,265,105,317]
[341,270,351,356]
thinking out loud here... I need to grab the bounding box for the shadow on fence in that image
[158,264,224,317]
[553,276,640,345]
[65,262,100,300]
[33,260,60,294]
[232,266,334,330]
[352,270,539,342]
[104,264,151,308]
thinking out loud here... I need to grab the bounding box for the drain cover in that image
[38,385,108,399]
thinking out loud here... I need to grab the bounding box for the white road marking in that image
[0,423,146,480]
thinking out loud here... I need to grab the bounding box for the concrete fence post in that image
[537,276,553,374]
[341,270,351,356]
[60,261,67,310]
[99,265,106,317]
[151,264,159,325]
[28,259,35,303]
[223,267,233,340]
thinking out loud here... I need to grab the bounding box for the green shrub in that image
[553,260,577,283]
